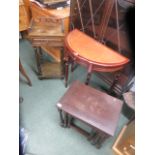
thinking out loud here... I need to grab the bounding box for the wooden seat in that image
[64,29,129,87]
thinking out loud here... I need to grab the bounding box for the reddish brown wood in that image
[19,59,32,86]
[57,81,123,145]
[64,29,129,87]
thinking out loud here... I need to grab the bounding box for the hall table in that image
[64,29,130,87]
[56,81,123,148]
[28,1,70,79]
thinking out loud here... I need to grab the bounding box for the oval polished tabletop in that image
[65,29,129,66]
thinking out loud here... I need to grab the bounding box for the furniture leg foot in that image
[87,129,97,141]
[19,59,32,86]
[85,72,92,85]
[58,109,65,127]
[96,137,103,149]
[91,133,100,145]
[109,73,120,94]
[64,112,68,128]
[96,134,109,149]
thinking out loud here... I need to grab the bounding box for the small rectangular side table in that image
[56,81,123,148]
[28,1,70,79]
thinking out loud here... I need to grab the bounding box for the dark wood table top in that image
[57,81,123,136]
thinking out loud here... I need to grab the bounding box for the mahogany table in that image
[56,81,123,148]
[64,29,129,87]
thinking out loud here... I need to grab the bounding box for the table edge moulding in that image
[64,29,130,87]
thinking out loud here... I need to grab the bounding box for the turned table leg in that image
[86,64,92,85]
[109,72,121,94]
[58,109,65,127]
[87,129,97,141]
[64,112,68,128]
[95,134,109,149]
[65,61,69,88]
[19,59,32,86]
[85,72,92,85]
[89,129,109,149]
[34,47,42,76]
[91,134,100,145]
